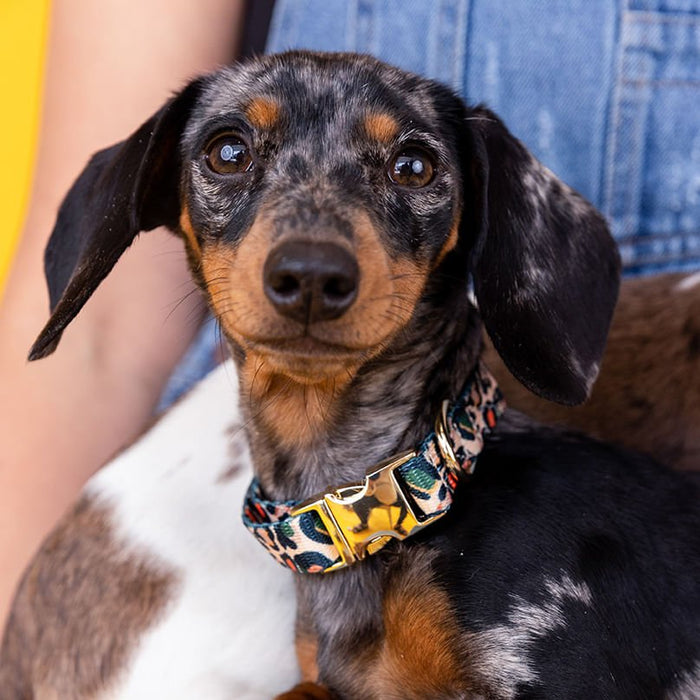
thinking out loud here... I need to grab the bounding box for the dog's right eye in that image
[204,134,254,175]
[388,147,435,188]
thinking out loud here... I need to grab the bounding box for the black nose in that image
[263,241,359,324]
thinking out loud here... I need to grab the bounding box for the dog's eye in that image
[204,135,254,175]
[388,148,435,188]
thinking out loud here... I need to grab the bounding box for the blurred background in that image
[0,0,48,298]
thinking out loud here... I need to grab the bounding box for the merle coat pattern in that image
[4,52,699,699]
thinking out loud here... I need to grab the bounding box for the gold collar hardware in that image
[435,399,467,475]
[291,449,447,573]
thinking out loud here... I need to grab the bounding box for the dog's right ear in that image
[28,77,205,361]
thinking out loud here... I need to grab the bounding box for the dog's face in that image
[183,54,464,389]
[29,51,620,416]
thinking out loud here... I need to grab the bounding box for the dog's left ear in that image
[464,106,621,405]
[28,78,205,361]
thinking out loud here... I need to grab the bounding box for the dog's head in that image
[29,51,620,407]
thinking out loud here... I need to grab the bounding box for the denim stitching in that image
[603,1,628,224]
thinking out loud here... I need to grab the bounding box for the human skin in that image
[0,0,245,627]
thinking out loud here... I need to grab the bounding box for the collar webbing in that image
[242,363,505,574]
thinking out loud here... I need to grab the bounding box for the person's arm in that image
[0,0,246,627]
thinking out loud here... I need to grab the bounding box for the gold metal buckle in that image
[291,449,446,573]
[435,399,468,474]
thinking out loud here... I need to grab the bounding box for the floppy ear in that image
[28,78,205,361]
[466,106,620,405]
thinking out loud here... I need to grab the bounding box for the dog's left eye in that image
[388,148,435,188]
[204,134,254,175]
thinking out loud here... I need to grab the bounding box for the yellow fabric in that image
[0,0,49,298]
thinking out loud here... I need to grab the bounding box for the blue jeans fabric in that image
[159,0,700,406]
[155,316,221,412]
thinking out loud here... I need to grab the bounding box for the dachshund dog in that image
[2,51,699,699]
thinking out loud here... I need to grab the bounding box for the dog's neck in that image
[235,284,481,503]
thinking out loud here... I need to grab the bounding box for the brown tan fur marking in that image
[179,203,201,260]
[242,358,353,448]
[371,554,466,698]
[275,682,334,700]
[200,242,240,341]
[0,497,177,698]
[295,631,320,683]
[247,97,281,130]
[364,112,400,144]
[435,212,461,267]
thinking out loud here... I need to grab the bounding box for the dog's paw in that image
[275,681,334,699]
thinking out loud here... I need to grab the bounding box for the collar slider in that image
[290,448,445,572]
[435,399,465,475]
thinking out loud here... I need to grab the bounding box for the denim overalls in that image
[159,0,700,407]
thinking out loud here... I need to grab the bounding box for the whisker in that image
[163,287,205,323]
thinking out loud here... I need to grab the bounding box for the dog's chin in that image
[242,336,371,386]
[269,361,355,386]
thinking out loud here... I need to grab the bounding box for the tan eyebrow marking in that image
[246,97,281,130]
[364,112,400,144]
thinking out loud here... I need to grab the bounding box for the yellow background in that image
[0,0,49,296]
